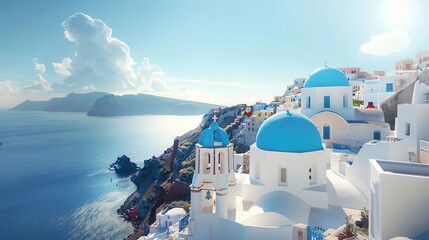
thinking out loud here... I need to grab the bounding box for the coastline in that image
[118,105,247,239]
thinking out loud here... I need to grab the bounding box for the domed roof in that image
[256,111,323,153]
[199,121,230,148]
[303,67,350,88]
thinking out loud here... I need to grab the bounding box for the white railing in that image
[420,140,429,152]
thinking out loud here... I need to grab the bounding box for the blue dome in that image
[256,111,323,153]
[199,121,230,148]
[303,67,349,88]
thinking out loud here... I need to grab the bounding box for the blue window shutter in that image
[323,126,330,140]
[324,96,330,108]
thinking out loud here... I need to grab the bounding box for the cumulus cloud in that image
[34,59,46,74]
[53,57,72,77]
[0,80,19,94]
[360,29,411,56]
[136,57,169,92]
[22,59,52,91]
[56,13,136,92]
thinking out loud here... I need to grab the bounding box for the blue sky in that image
[0,0,428,107]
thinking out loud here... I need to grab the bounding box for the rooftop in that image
[375,160,429,178]
[304,67,350,88]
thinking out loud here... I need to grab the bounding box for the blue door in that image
[324,96,330,108]
[323,126,330,140]
[374,131,381,140]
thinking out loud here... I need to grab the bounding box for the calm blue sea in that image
[0,110,202,240]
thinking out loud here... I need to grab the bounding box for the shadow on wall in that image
[380,80,416,130]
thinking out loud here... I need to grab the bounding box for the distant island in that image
[87,94,224,116]
[10,92,109,112]
[11,92,223,116]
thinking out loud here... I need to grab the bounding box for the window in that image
[405,123,411,136]
[207,154,211,169]
[324,96,330,108]
[343,95,347,107]
[323,125,330,140]
[218,153,222,171]
[309,164,317,185]
[307,96,311,108]
[386,83,393,92]
[279,168,287,185]
[373,130,381,140]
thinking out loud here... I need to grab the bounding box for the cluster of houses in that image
[140,49,429,240]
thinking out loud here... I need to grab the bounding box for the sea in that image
[0,110,202,240]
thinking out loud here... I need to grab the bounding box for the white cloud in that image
[22,59,52,91]
[53,57,72,77]
[33,58,46,74]
[57,12,136,92]
[136,57,169,92]
[0,80,25,108]
[360,29,411,56]
[0,80,19,94]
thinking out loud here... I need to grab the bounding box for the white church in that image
[300,67,390,151]
[189,110,330,240]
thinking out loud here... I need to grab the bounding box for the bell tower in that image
[189,114,236,238]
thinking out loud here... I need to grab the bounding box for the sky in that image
[0,0,428,108]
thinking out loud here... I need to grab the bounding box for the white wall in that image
[370,160,429,239]
[301,86,355,120]
[246,145,328,209]
[396,104,429,160]
[311,111,390,149]
[190,212,293,240]
[249,146,327,190]
[346,140,409,201]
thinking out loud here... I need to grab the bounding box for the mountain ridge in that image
[87,93,224,116]
[10,92,109,112]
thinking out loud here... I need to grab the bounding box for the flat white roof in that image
[375,159,429,178]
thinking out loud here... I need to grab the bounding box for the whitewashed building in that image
[369,159,429,239]
[300,67,390,149]
[188,111,330,240]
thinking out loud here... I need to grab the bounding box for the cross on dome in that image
[286,109,293,117]
[212,115,218,122]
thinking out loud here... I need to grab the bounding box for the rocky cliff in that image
[10,92,109,112]
[87,94,224,117]
[118,105,247,239]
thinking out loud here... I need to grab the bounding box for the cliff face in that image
[87,94,224,117]
[10,92,108,112]
[118,105,246,239]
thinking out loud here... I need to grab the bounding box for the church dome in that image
[256,111,323,153]
[303,67,350,88]
[199,121,230,148]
